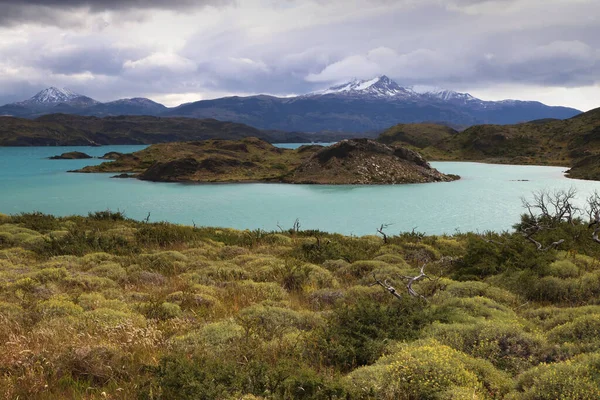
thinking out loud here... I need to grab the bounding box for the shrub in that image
[88,262,127,282]
[88,210,126,221]
[171,319,244,354]
[522,306,600,331]
[139,301,182,320]
[138,251,189,276]
[442,280,518,306]
[223,281,288,307]
[435,296,517,323]
[33,267,68,284]
[510,352,600,399]
[11,212,61,233]
[547,315,600,349]
[236,304,315,340]
[38,296,84,318]
[308,293,429,370]
[345,339,511,400]
[545,259,580,278]
[426,320,548,372]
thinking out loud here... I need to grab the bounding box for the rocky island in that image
[73,137,458,184]
[49,151,93,160]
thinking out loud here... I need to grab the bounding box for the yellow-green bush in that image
[442,280,518,306]
[88,262,127,282]
[547,315,600,349]
[509,353,600,399]
[345,339,511,399]
[435,296,517,323]
[522,305,600,331]
[545,259,580,278]
[38,295,84,318]
[426,320,548,372]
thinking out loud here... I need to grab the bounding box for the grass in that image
[2,210,600,398]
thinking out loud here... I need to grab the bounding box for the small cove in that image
[1,145,599,236]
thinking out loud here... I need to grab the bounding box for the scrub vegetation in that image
[2,190,600,399]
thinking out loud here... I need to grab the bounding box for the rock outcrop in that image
[49,151,92,160]
[285,139,457,184]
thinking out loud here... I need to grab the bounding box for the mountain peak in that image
[29,87,81,104]
[313,75,415,98]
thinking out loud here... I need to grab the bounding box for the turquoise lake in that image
[1,145,600,236]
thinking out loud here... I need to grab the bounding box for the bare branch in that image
[401,263,430,299]
[371,274,403,300]
[376,223,392,244]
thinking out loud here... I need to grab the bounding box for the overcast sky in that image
[0,0,598,110]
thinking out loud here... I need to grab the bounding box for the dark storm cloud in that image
[0,0,232,27]
[0,0,230,10]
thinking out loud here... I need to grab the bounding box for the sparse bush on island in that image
[1,203,600,398]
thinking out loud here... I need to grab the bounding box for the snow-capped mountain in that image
[420,88,478,103]
[17,87,99,108]
[311,75,417,99]
[311,76,485,104]
[29,87,80,104]
[0,81,582,132]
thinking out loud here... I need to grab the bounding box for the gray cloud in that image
[0,0,232,27]
[0,0,598,110]
[0,0,230,10]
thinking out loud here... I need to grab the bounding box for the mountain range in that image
[0,77,581,132]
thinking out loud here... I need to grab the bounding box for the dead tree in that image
[522,188,579,225]
[371,274,403,300]
[376,223,392,243]
[372,263,431,300]
[401,263,430,299]
[292,218,301,233]
[587,192,600,244]
[518,189,577,251]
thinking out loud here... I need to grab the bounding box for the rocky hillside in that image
[285,139,457,184]
[376,107,600,180]
[0,114,329,146]
[75,138,458,184]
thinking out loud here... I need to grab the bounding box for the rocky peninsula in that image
[74,137,458,184]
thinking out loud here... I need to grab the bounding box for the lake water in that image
[1,145,600,236]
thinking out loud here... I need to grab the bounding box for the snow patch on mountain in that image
[310,75,417,99]
[27,87,81,104]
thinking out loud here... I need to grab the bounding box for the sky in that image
[0,0,598,110]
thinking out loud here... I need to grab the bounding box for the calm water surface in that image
[1,145,599,236]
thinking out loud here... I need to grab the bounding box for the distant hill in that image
[0,78,582,132]
[376,107,600,180]
[0,114,324,146]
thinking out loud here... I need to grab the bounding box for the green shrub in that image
[38,296,84,318]
[547,315,600,349]
[139,301,182,320]
[345,339,511,399]
[309,293,429,370]
[88,210,126,221]
[33,267,68,284]
[426,320,548,372]
[522,306,600,331]
[443,280,518,306]
[138,251,189,275]
[545,259,580,278]
[236,304,315,340]
[510,352,600,399]
[171,319,244,354]
[87,262,127,282]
